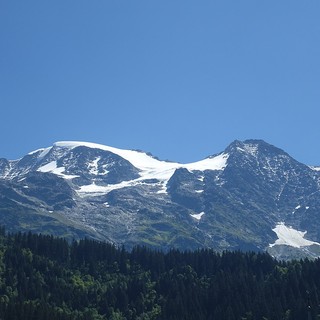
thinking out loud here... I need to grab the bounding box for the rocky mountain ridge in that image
[0,139,320,259]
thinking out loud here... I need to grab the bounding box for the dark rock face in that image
[57,146,141,185]
[0,140,320,259]
[22,172,76,210]
[0,159,10,177]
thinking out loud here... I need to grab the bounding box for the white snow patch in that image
[237,144,258,156]
[244,144,258,155]
[195,190,204,193]
[28,147,51,158]
[310,166,320,171]
[269,222,320,248]
[28,148,45,155]
[88,157,101,175]
[190,212,205,220]
[306,206,310,210]
[295,205,301,210]
[37,161,79,179]
[104,202,110,207]
[37,161,59,173]
[185,153,229,171]
[198,176,204,182]
[101,164,110,175]
[156,182,168,194]
[78,180,135,196]
[38,147,52,158]
[79,178,171,197]
[23,185,29,189]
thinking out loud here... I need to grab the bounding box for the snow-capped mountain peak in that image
[2,139,320,260]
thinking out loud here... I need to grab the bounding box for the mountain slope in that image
[0,139,320,258]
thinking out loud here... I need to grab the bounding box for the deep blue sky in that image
[1,1,319,165]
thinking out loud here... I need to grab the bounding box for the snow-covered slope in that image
[37,161,80,179]
[269,222,320,248]
[32,141,229,196]
[51,141,229,178]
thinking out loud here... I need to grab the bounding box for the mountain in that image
[1,139,320,259]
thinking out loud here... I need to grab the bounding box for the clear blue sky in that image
[1,1,319,165]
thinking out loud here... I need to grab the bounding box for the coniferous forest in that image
[0,227,320,319]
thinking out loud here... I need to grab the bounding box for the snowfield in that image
[269,222,320,248]
[190,212,205,220]
[37,161,79,179]
[36,141,229,196]
[53,141,229,174]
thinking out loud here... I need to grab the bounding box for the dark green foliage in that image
[0,229,320,319]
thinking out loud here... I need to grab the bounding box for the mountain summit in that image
[1,140,320,259]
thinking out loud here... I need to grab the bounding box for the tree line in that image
[0,226,319,319]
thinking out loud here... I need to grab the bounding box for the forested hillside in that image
[0,228,319,319]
